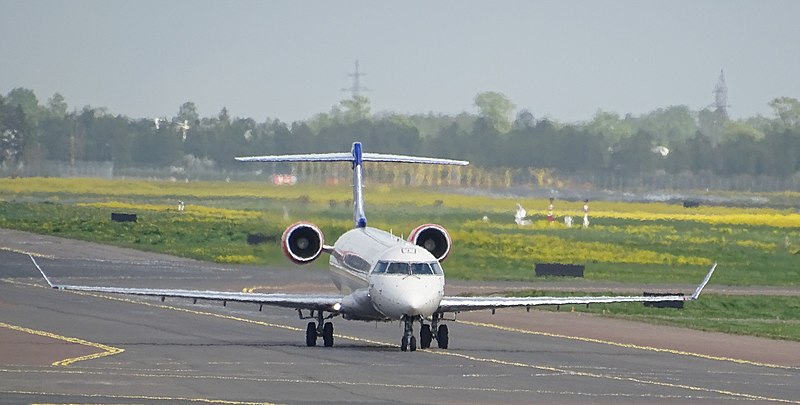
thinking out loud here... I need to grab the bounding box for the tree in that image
[610,130,658,173]
[721,121,764,141]
[336,95,371,123]
[47,93,68,119]
[513,109,535,129]
[176,101,200,124]
[718,134,763,175]
[474,91,515,133]
[0,98,28,166]
[762,129,800,176]
[587,110,633,144]
[769,97,800,129]
[6,88,41,125]
[218,107,230,126]
[131,119,182,167]
[698,107,727,142]
[635,105,697,145]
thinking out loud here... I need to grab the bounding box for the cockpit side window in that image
[373,261,389,274]
[430,262,444,275]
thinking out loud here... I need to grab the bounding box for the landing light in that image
[333,302,342,311]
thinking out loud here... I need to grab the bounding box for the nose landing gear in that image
[420,324,432,349]
[401,315,417,352]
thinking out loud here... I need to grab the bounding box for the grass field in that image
[1,177,799,341]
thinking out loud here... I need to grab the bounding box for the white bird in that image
[176,120,190,141]
[652,145,670,157]
[514,203,532,226]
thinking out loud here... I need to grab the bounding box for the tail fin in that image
[236,142,469,228]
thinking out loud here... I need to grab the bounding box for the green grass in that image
[1,194,799,286]
[510,292,800,342]
[2,177,800,342]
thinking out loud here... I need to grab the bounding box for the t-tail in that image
[236,142,469,228]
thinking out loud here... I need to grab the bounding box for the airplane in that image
[33,142,718,352]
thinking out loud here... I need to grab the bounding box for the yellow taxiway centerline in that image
[6,278,799,404]
[456,319,798,371]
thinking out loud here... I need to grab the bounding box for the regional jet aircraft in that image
[34,142,717,352]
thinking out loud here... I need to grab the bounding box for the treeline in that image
[2,88,800,179]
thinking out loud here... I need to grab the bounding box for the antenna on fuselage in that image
[235,142,469,229]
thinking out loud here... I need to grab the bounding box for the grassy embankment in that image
[1,177,799,340]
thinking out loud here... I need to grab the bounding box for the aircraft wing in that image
[30,255,341,312]
[437,263,717,313]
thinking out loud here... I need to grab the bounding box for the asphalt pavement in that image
[1,229,799,404]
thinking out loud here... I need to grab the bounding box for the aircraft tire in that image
[306,322,317,347]
[420,325,432,349]
[436,324,449,349]
[401,336,408,352]
[410,336,417,352]
[322,322,334,347]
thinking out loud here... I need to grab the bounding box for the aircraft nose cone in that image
[371,275,444,319]
[401,296,426,315]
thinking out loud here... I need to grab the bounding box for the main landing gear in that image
[302,310,335,347]
[401,313,449,352]
[300,310,449,351]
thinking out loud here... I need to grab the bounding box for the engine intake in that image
[282,222,324,265]
[408,223,451,262]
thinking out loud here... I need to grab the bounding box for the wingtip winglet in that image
[28,254,55,288]
[691,262,717,300]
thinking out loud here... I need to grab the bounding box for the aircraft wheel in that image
[401,335,408,352]
[420,324,432,349]
[306,322,317,347]
[436,324,449,349]
[322,322,334,347]
[410,336,417,352]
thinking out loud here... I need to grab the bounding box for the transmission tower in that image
[712,69,729,119]
[342,60,369,98]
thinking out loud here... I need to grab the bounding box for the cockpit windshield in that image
[372,261,443,275]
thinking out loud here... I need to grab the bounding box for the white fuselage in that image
[329,227,445,321]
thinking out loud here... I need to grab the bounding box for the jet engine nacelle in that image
[408,223,452,262]
[282,222,324,265]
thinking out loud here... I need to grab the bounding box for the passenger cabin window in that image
[372,261,442,275]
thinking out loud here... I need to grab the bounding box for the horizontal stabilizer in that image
[236,151,468,166]
[235,152,353,163]
[362,153,468,166]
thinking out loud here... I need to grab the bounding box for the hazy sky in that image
[2,1,798,123]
